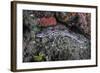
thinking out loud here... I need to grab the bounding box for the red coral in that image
[39,17,57,27]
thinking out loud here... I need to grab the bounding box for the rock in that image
[77,13,91,37]
[33,11,54,18]
[55,12,77,26]
[56,12,91,38]
[24,25,90,62]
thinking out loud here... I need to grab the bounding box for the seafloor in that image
[23,10,91,62]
